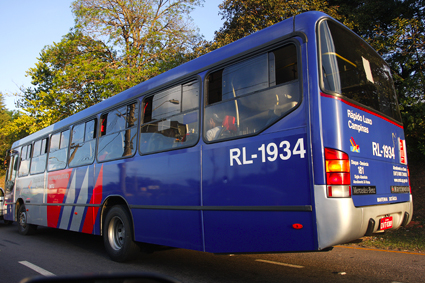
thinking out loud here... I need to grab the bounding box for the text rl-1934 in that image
[229,138,306,166]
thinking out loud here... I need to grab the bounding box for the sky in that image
[0,0,224,110]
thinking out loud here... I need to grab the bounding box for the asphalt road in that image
[0,221,424,283]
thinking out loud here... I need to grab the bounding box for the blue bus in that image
[2,11,412,262]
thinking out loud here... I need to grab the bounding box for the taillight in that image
[325,148,351,198]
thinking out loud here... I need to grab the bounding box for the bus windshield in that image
[319,20,402,122]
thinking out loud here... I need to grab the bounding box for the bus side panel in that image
[132,209,204,251]
[15,174,47,226]
[202,128,316,253]
[106,148,204,251]
[203,210,314,253]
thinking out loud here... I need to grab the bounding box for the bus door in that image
[201,42,316,253]
[3,149,19,221]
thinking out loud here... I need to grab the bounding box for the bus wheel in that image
[103,205,140,262]
[18,205,37,235]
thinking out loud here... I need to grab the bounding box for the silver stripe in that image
[59,172,76,229]
[70,167,89,231]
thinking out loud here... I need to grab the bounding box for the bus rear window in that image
[319,20,402,122]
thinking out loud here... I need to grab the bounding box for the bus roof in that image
[12,11,328,148]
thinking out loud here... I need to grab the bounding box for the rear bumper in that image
[314,185,413,249]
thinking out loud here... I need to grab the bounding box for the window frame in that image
[97,101,140,163]
[47,128,70,172]
[317,18,402,124]
[30,136,49,175]
[139,77,201,155]
[68,117,98,168]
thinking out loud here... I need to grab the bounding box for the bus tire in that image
[18,205,37,235]
[103,205,140,262]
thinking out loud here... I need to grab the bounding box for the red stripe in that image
[47,169,72,228]
[81,165,103,234]
[320,92,403,129]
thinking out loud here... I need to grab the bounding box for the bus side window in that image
[69,119,97,167]
[204,44,300,142]
[48,130,70,171]
[140,80,199,154]
[98,102,139,161]
[30,137,48,174]
[18,144,32,177]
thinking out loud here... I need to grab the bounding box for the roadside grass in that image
[348,217,425,253]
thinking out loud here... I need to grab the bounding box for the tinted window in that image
[31,138,48,174]
[98,102,138,161]
[140,80,199,154]
[319,20,401,122]
[48,130,70,171]
[204,45,300,142]
[18,144,31,177]
[69,119,96,167]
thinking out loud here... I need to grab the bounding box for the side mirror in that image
[5,180,14,193]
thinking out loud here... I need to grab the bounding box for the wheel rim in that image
[107,216,125,251]
[19,210,27,229]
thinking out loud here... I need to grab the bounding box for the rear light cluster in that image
[325,148,351,198]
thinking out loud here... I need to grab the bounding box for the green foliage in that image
[0,94,13,167]
[18,30,118,131]
[0,93,30,172]
[16,0,204,133]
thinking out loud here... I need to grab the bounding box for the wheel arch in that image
[100,195,135,238]
[15,198,24,221]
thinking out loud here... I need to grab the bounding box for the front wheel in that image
[103,205,140,262]
[18,205,37,235]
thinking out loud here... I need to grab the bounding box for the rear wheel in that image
[103,205,139,262]
[18,205,37,235]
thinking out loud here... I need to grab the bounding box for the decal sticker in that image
[350,137,360,153]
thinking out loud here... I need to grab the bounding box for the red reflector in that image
[292,223,303,229]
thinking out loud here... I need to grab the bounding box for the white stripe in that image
[19,261,55,276]
[255,259,304,269]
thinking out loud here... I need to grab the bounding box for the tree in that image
[0,93,30,173]
[18,30,118,129]
[72,0,203,85]
[212,0,341,48]
[16,0,204,131]
[0,94,12,169]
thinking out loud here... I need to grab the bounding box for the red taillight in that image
[325,148,351,198]
[326,172,351,185]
